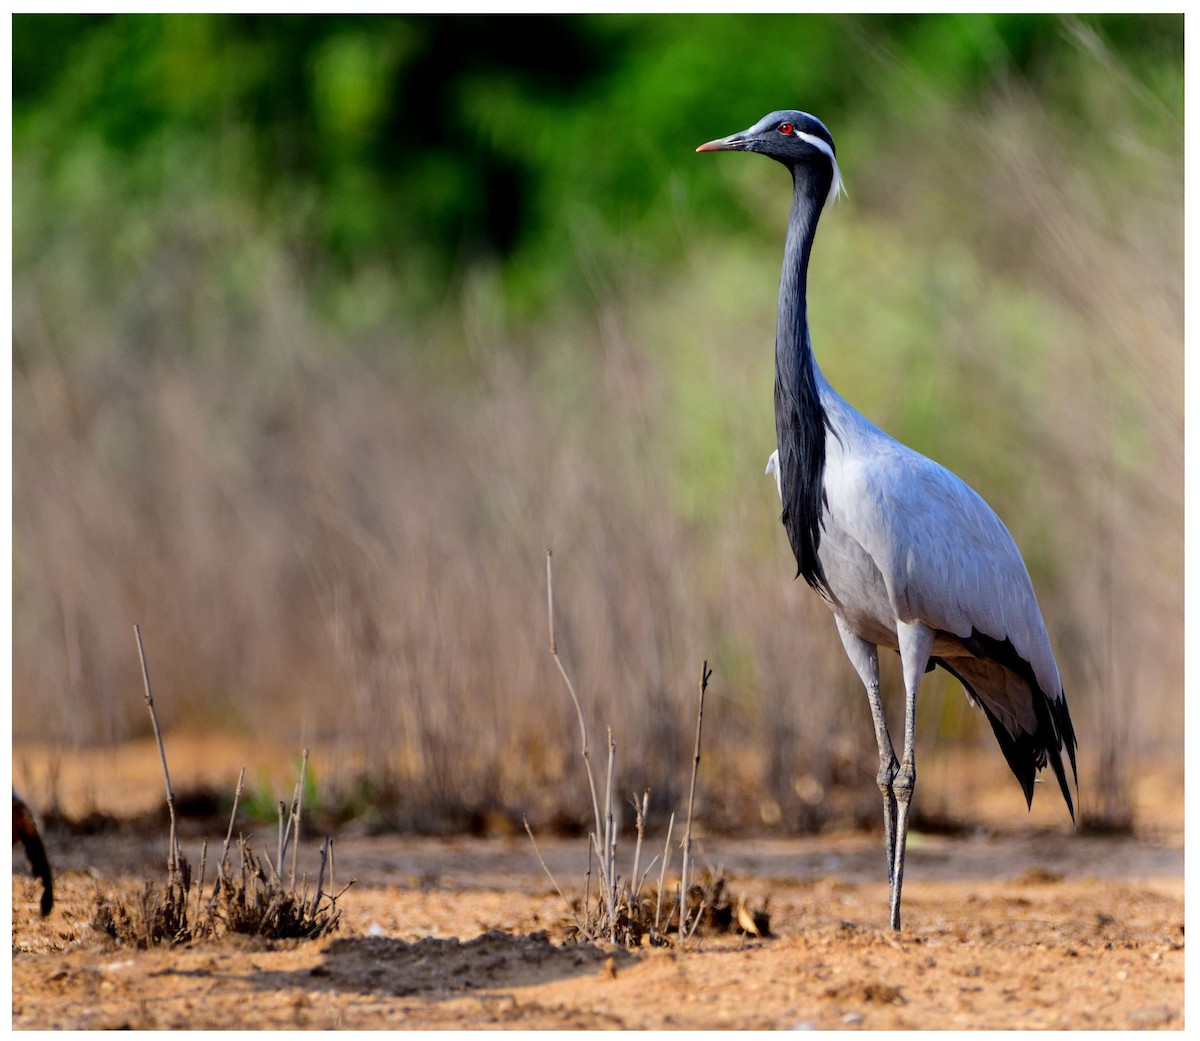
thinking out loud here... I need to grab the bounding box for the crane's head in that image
[697,110,845,208]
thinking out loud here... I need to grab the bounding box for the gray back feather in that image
[816,374,1063,711]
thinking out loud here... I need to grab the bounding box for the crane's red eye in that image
[778,123,794,135]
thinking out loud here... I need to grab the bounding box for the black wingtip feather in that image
[983,701,1037,808]
[932,636,1078,823]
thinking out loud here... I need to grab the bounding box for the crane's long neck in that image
[775,164,832,596]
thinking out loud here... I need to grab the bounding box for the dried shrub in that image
[205,837,344,941]
[565,867,770,949]
[538,560,767,950]
[91,830,348,947]
[93,869,193,949]
[90,651,351,948]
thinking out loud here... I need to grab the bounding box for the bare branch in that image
[134,624,178,882]
[603,729,617,943]
[655,810,675,933]
[195,839,208,927]
[679,659,711,947]
[545,549,603,843]
[630,789,649,906]
[523,815,581,929]
[275,801,287,884]
[290,748,309,889]
[216,767,246,896]
[312,837,328,917]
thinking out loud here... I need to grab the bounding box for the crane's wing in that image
[829,437,1078,814]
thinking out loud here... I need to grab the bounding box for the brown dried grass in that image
[14,80,1181,834]
[92,835,346,948]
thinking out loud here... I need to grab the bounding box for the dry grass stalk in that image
[679,660,711,945]
[602,728,617,942]
[271,799,286,883]
[524,815,581,930]
[630,789,649,905]
[216,766,247,892]
[544,547,618,942]
[540,549,632,944]
[655,811,675,933]
[545,548,603,843]
[312,837,328,917]
[289,748,310,889]
[195,838,208,924]
[134,624,180,882]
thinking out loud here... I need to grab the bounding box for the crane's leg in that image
[891,620,933,931]
[834,620,899,901]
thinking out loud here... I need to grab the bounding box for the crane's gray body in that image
[815,371,1061,742]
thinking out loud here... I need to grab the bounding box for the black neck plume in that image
[774,162,833,596]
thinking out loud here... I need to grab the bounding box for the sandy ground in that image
[11,740,1185,1029]
[12,820,1184,1030]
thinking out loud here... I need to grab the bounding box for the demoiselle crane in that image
[699,111,1077,930]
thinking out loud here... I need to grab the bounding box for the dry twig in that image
[134,624,179,881]
[656,811,675,933]
[546,549,603,843]
[679,659,711,945]
[215,767,247,895]
[290,748,310,889]
[524,815,580,929]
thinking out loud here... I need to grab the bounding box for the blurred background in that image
[12,13,1182,835]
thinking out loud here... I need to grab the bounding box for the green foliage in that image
[240,776,284,825]
[238,757,322,825]
[13,13,1182,342]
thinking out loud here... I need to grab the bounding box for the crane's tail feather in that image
[1041,687,1078,821]
[931,639,1078,823]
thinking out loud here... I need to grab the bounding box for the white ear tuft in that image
[826,155,847,209]
[765,449,782,500]
[796,130,847,210]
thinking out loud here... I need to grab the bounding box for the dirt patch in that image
[12,746,1185,1028]
[11,826,1183,1030]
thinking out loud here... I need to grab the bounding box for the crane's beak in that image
[696,132,747,153]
